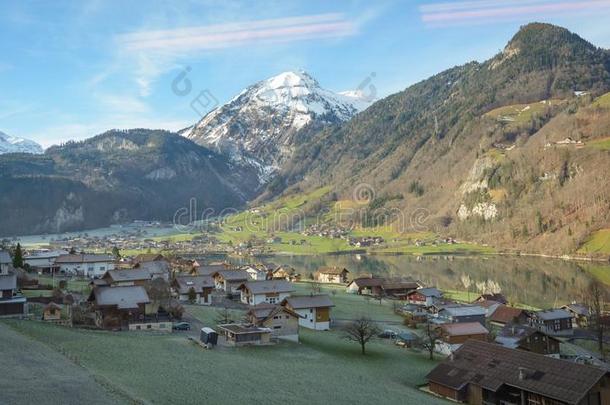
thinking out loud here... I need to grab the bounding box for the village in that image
[1,246,609,404]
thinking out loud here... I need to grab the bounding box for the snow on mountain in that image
[0,131,43,154]
[182,70,371,183]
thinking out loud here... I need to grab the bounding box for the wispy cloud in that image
[420,0,610,25]
[116,13,357,53]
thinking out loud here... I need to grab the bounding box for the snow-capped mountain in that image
[0,131,43,154]
[181,70,371,182]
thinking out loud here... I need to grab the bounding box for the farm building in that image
[439,322,489,345]
[437,305,487,326]
[237,280,294,305]
[172,275,214,305]
[246,303,301,342]
[314,267,349,284]
[282,294,334,331]
[217,324,272,347]
[426,340,609,404]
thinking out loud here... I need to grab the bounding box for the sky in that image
[2,0,610,148]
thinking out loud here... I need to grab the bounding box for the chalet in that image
[196,263,230,276]
[42,302,63,321]
[438,305,487,326]
[407,287,443,307]
[439,322,489,345]
[314,267,349,284]
[172,275,214,305]
[24,250,68,273]
[474,293,508,305]
[426,340,609,405]
[346,277,382,294]
[0,251,27,317]
[282,294,334,331]
[246,303,301,342]
[495,324,561,357]
[561,303,591,328]
[217,324,272,347]
[55,254,115,278]
[238,280,294,305]
[135,260,170,281]
[488,305,528,328]
[272,266,300,281]
[242,264,270,281]
[212,270,249,294]
[376,278,421,299]
[87,286,150,329]
[102,268,153,286]
[529,309,574,336]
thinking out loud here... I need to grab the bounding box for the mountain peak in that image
[264,70,318,90]
[0,131,43,155]
[506,22,596,54]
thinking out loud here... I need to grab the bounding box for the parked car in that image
[173,322,191,331]
[378,330,397,339]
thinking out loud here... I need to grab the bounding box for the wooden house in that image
[495,324,561,357]
[87,286,150,329]
[272,266,300,281]
[346,277,382,295]
[172,275,214,305]
[488,305,528,328]
[237,280,294,305]
[212,270,249,294]
[281,295,334,331]
[241,264,270,281]
[102,268,152,287]
[438,305,487,326]
[474,293,508,305]
[426,340,609,404]
[217,324,272,347]
[529,309,574,336]
[406,287,443,307]
[314,267,349,284]
[439,322,489,345]
[561,303,591,328]
[43,302,63,321]
[246,304,301,342]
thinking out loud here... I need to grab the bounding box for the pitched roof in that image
[239,280,294,295]
[561,303,590,316]
[213,270,249,281]
[282,294,334,309]
[135,260,169,275]
[134,253,164,262]
[174,275,214,293]
[495,324,561,349]
[441,322,489,336]
[409,287,442,297]
[197,264,229,276]
[247,303,301,321]
[0,251,12,264]
[55,254,114,264]
[381,279,420,291]
[476,293,508,304]
[104,268,152,282]
[440,305,486,317]
[490,305,526,324]
[347,277,383,288]
[534,309,572,321]
[426,340,608,404]
[317,266,349,275]
[90,286,150,309]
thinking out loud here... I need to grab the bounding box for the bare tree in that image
[460,274,472,301]
[420,319,440,360]
[343,317,380,355]
[586,280,608,360]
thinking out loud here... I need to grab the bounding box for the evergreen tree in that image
[12,243,24,268]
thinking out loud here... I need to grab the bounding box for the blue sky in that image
[2,0,610,148]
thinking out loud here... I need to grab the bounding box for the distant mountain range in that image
[0,131,43,154]
[181,70,371,183]
[2,23,610,256]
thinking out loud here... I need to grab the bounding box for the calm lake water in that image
[217,254,610,309]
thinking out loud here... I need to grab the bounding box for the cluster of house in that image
[173,262,336,346]
[347,236,385,247]
[301,224,350,239]
[0,251,27,317]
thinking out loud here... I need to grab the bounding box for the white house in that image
[281,295,335,331]
[24,250,68,273]
[238,280,294,305]
[242,265,269,281]
[54,254,115,278]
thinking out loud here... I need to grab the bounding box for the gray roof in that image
[197,264,229,276]
[0,251,12,264]
[283,294,334,309]
[441,305,486,317]
[562,303,590,316]
[535,309,573,321]
[174,275,214,293]
[0,272,17,290]
[24,250,68,260]
[214,270,249,281]
[136,260,170,275]
[55,254,114,264]
[91,286,150,309]
[104,268,152,282]
[239,280,294,295]
[411,287,442,297]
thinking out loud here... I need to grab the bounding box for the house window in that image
[268,297,277,304]
[273,326,282,329]
[147,324,152,329]
[310,308,313,313]
[273,316,280,320]
[554,320,561,331]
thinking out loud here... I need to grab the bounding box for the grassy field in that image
[580,263,610,285]
[2,284,445,405]
[592,91,610,108]
[587,137,610,151]
[0,322,126,405]
[578,228,610,255]
[484,99,565,129]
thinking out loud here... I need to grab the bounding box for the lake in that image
[215,253,610,309]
